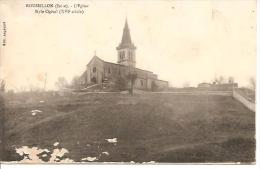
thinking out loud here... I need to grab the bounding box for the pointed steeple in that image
[116,18,137,67]
[117,18,136,50]
[121,18,131,44]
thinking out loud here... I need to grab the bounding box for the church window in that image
[141,80,144,86]
[122,51,125,59]
[129,51,132,58]
[108,68,111,74]
[93,67,96,73]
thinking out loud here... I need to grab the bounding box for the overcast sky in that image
[0,0,256,91]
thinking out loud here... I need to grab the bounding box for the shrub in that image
[115,77,127,91]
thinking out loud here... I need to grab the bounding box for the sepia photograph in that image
[0,0,258,165]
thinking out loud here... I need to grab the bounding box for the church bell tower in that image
[116,18,136,67]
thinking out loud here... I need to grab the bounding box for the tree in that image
[183,81,190,88]
[213,75,226,84]
[249,77,255,91]
[0,79,5,93]
[0,82,5,160]
[127,73,137,95]
[70,76,81,89]
[228,76,235,83]
[29,85,42,92]
[55,77,68,90]
[115,77,127,91]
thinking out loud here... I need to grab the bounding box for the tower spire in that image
[116,18,137,67]
[117,18,136,50]
[125,17,128,29]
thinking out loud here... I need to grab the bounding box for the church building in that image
[81,19,168,90]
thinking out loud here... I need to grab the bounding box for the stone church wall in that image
[86,57,104,84]
[134,78,147,90]
[154,80,169,90]
[84,57,168,91]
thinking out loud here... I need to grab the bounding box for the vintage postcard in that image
[0,0,257,165]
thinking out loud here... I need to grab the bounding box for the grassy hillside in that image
[4,93,255,163]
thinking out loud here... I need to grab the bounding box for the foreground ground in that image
[3,92,255,163]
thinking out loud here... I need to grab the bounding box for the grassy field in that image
[4,92,255,163]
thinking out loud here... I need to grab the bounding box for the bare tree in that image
[228,76,235,83]
[213,75,226,84]
[249,77,255,91]
[43,73,47,91]
[19,86,28,92]
[115,77,127,91]
[183,81,190,88]
[0,79,5,93]
[70,76,81,89]
[127,73,137,95]
[0,81,5,160]
[29,85,42,92]
[55,77,69,90]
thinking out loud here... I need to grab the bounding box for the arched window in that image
[93,67,96,73]
[122,51,125,59]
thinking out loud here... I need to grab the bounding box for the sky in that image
[0,0,257,91]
